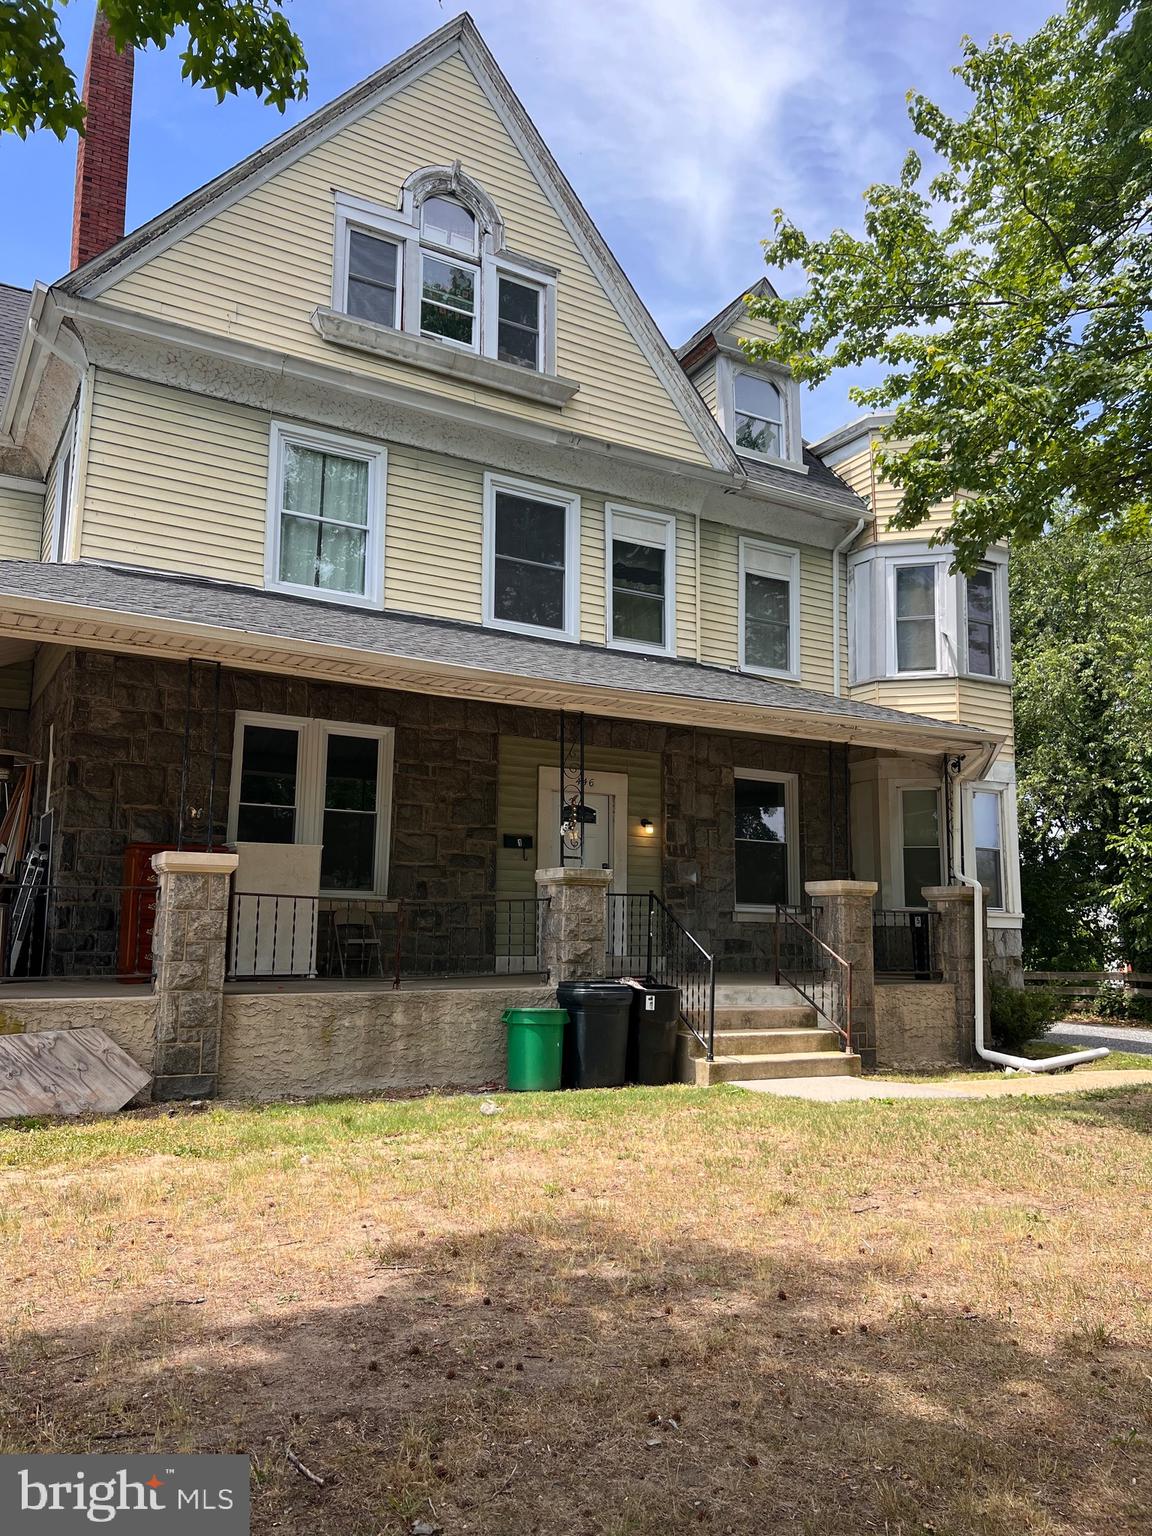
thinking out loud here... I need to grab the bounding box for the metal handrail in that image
[773,904,853,1053]
[607,891,716,1060]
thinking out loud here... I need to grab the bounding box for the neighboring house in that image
[0,14,1021,1017]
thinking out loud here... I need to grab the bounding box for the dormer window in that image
[734,374,783,458]
[327,171,561,390]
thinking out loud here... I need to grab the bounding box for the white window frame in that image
[967,783,1011,915]
[732,372,785,460]
[887,557,942,677]
[228,712,395,898]
[265,421,387,610]
[715,353,803,468]
[733,767,800,912]
[47,413,76,565]
[418,248,481,353]
[738,538,801,681]
[482,471,581,643]
[962,562,1008,680]
[331,187,558,376]
[604,503,676,657]
[890,780,945,908]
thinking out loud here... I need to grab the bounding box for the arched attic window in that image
[332,164,556,374]
[733,373,783,458]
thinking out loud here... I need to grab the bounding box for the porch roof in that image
[0,560,1001,758]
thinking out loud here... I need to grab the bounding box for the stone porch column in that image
[534,866,612,984]
[923,885,981,1067]
[151,849,238,1101]
[805,879,878,1069]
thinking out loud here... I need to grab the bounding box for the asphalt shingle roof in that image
[740,451,865,514]
[0,559,991,743]
[0,284,31,408]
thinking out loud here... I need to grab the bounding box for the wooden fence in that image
[1024,970,1152,1004]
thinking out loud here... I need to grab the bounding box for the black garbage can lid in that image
[557,979,633,1001]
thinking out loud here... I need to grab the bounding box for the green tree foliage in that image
[0,1,308,139]
[1011,514,1152,968]
[746,1,1152,572]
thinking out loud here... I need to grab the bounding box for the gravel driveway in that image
[1046,1019,1152,1055]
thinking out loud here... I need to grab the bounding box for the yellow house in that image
[0,13,1018,1089]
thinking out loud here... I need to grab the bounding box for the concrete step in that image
[698,1051,862,1086]
[712,983,807,1008]
[714,1005,816,1030]
[712,1027,839,1055]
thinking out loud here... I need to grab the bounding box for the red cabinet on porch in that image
[117,842,206,980]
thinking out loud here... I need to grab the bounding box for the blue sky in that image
[0,0,1054,440]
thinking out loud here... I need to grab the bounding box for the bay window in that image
[894,564,938,672]
[267,424,385,607]
[484,473,580,640]
[965,566,998,676]
[973,790,1004,909]
[230,715,394,896]
[607,506,675,654]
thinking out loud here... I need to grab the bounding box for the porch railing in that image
[773,904,852,1053]
[872,908,939,979]
[606,891,716,1060]
[226,893,548,987]
[0,882,155,982]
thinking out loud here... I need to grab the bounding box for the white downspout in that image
[956,866,1108,1073]
[832,516,866,696]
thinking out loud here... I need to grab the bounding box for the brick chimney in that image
[70,8,134,269]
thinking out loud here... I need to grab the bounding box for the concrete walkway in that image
[736,1069,1152,1100]
[1048,1020,1152,1055]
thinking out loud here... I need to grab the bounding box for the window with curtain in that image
[900,787,942,907]
[734,775,792,907]
[894,565,937,672]
[742,543,797,674]
[733,373,783,457]
[279,443,370,597]
[966,567,997,676]
[973,790,1004,908]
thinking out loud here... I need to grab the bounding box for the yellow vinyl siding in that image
[675,514,698,657]
[835,434,956,541]
[699,520,836,690]
[728,312,777,345]
[850,677,1015,748]
[0,486,45,561]
[692,362,719,419]
[100,52,710,468]
[496,734,661,902]
[830,443,874,505]
[579,496,607,644]
[81,372,269,582]
[0,659,32,709]
[40,453,63,562]
[384,446,483,622]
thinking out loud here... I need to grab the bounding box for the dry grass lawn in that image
[2,1084,1151,1535]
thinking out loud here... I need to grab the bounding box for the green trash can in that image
[503,1007,567,1092]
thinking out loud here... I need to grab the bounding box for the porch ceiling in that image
[0,560,1000,758]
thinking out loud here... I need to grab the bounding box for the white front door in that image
[545,789,613,876]
[536,767,629,894]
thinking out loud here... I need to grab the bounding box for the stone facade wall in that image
[1,992,156,1075]
[662,729,850,967]
[219,983,555,1100]
[874,982,961,1071]
[28,648,853,976]
[988,926,1025,989]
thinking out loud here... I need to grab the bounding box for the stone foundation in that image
[1,993,156,1077]
[874,982,961,1071]
[988,926,1025,989]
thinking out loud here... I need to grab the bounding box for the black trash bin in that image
[558,980,631,1088]
[626,983,681,1085]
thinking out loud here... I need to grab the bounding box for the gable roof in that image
[0,285,31,409]
[675,277,778,362]
[56,14,739,476]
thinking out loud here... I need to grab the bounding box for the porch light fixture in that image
[639,818,655,834]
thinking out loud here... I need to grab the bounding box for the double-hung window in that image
[496,275,543,369]
[267,424,385,608]
[899,787,942,907]
[965,566,998,676]
[484,474,580,641]
[733,373,783,458]
[893,563,938,672]
[973,790,1004,909]
[345,228,401,328]
[740,540,799,677]
[734,770,798,909]
[230,714,394,895]
[607,506,675,654]
[418,197,480,350]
